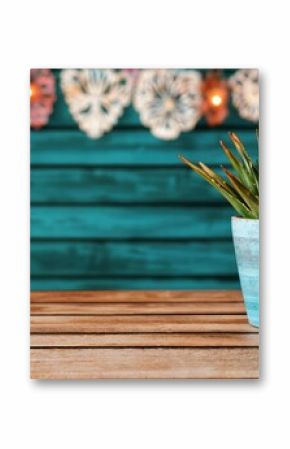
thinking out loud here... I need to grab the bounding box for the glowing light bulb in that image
[211,94,223,107]
[30,83,40,100]
[30,84,37,99]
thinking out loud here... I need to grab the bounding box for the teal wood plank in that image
[30,130,258,166]
[31,241,237,276]
[30,277,240,291]
[31,167,227,204]
[31,206,233,238]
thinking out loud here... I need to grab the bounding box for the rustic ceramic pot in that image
[231,217,259,327]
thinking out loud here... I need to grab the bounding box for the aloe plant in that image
[179,132,259,219]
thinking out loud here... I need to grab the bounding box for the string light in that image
[210,93,223,107]
[30,83,40,101]
[202,71,229,126]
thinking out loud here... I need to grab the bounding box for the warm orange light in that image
[30,83,40,100]
[30,84,35,98]
[211,94,223,107]
[201,71,229,126]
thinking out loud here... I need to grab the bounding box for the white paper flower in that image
[61,69,132,138]
[134,69,202,140]
[230,69,259,122]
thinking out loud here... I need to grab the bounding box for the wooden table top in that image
[30,290,259,379]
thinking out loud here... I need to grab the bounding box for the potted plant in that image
[180,132,259,327]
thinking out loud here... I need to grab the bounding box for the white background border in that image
[0,1,288,447]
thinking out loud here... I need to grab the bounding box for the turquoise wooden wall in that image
[30,69,258,291]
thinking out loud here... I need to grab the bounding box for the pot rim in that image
[231,216,259,222]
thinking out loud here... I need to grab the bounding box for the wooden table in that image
[30,290,259,379]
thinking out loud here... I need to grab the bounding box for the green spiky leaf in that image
[179,132,259,219]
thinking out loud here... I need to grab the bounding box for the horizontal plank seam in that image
[31,301,242,304]
[31,201,230,207]
[30,329,259,335]
[29,163,245,170]
[31,202,231,208]
[30,346,259,350]
[30,313,247,317]
[31,313,247,317]
[30,275,239,280]
[31,236,233,241]
[31,331,258,335]
[31,164,230,170]
[32,124,257,132]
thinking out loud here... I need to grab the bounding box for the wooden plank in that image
[31,314,256,333]
[30,290,259,379]
[30,347,259,379]
[30,332,259,348]
[31,129,258,166]
[31,241,237,277]
[31,290,243,303]
[31,301,245,315]
[31,205,232,238]
[31,167,226,204]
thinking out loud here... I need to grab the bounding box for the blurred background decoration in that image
[30,68,259,291]
[60,69,133,138]
[124,68,141,84]
[229,69,259,122]
[30,69,56,129]
[30,69,259,138]
[134,69,202,139]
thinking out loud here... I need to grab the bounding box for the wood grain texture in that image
[31,314,256,333]
[31,129,257,166]
[31,205,232,239]
[31,241,236,277]
[30,290,259,379]
[31,290,243,303]
[30,347,259,379]
[31,167,227,204]
[31,301,245,315]
[31,332,259,348]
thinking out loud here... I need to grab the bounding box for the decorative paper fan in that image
[30,69,56,129]
[134,69,202,140]
[124,69,141,84]
[230,69,259,122]
[60,69,133,138]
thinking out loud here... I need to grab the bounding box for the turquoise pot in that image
[231,217,259,327]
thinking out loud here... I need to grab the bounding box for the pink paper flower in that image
[30,69,56,129]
